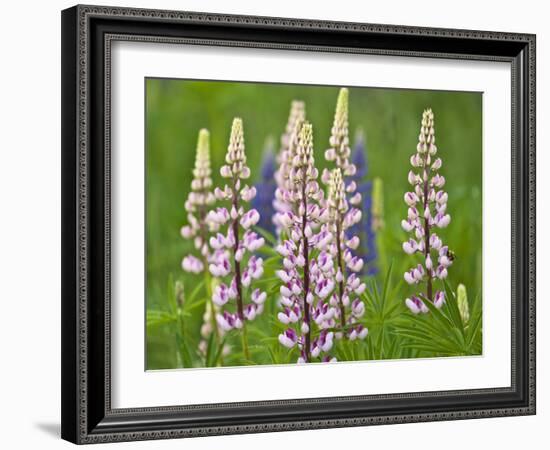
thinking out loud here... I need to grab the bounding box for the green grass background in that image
[146,78,482,369]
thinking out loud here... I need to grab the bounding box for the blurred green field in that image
[145,78,482,370]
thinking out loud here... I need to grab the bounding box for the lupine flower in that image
[180,129,216,273]
[347,132,378,275]
[402,109,453,312]
[273,100,306,233]
[208,118,266,359]
[251,138,277,236]
[457,283,469,325]
[322,88,368,340]
[275,121,339,362]
[405,295,429,314]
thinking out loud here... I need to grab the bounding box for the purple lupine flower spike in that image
[251,138,277,236]
[275,121,338,363]
[323,89,368,341]
[208,118,266,360]
[403,109,453,313]
[348,131,378,275]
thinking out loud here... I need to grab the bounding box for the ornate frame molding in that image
[61,4,536,444]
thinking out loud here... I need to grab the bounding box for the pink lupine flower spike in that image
[208,118,266,361]
[402,109,453,313]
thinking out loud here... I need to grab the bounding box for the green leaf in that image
[183,279,206,311]
[185,297,207,313]
[204,333,216,367]
[166,273,177,315]
[253,276,280,286]
[254,226,278,246]
[381,260,394,314]
[419,294,455,329]
[266,345,279,364]
[382,299,404,321]
[393,329,460,354]
[337,340,352,361]
[175,331,193,368]
[372,280,383,313]
[146,309,177,328]
[443,280,465,335]
[210,337,227,367]
[385,334,399,359]
[466,306,482,350]
[376,327,385,359]
[400,343,458,356]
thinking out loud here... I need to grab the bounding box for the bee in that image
[447,249,456,262]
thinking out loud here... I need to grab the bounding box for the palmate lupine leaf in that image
[465,292,482,353]
[358,262,409,360]
[170,277,200,368]
[394,282,482,356]
[181,279,205,311]
[381,261,394,312]
[146,275,196,367]
[441,280,465,334]
[161,275,217,368]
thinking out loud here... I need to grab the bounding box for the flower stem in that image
[241,321,249,363]
[423,170,433,302]
[198,205,221,347]
[335,221,346,329]
[301,180,311,362]
[231,182,250,362]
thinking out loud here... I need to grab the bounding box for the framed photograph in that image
[61,4,536,444]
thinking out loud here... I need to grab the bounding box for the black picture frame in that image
[61,4,536,444]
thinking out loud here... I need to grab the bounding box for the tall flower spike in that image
[251,137,277,236]
[403,109,453,313]
[273,101,306,234]
[322,89,367,340]
[208,118,266,360]
[322,88,355,184]
[276,122,338,363]
[327,168,368,340]
[347,131,378,276]
[180,129,216,274]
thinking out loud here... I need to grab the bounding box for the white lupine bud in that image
[457,284,470,324]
